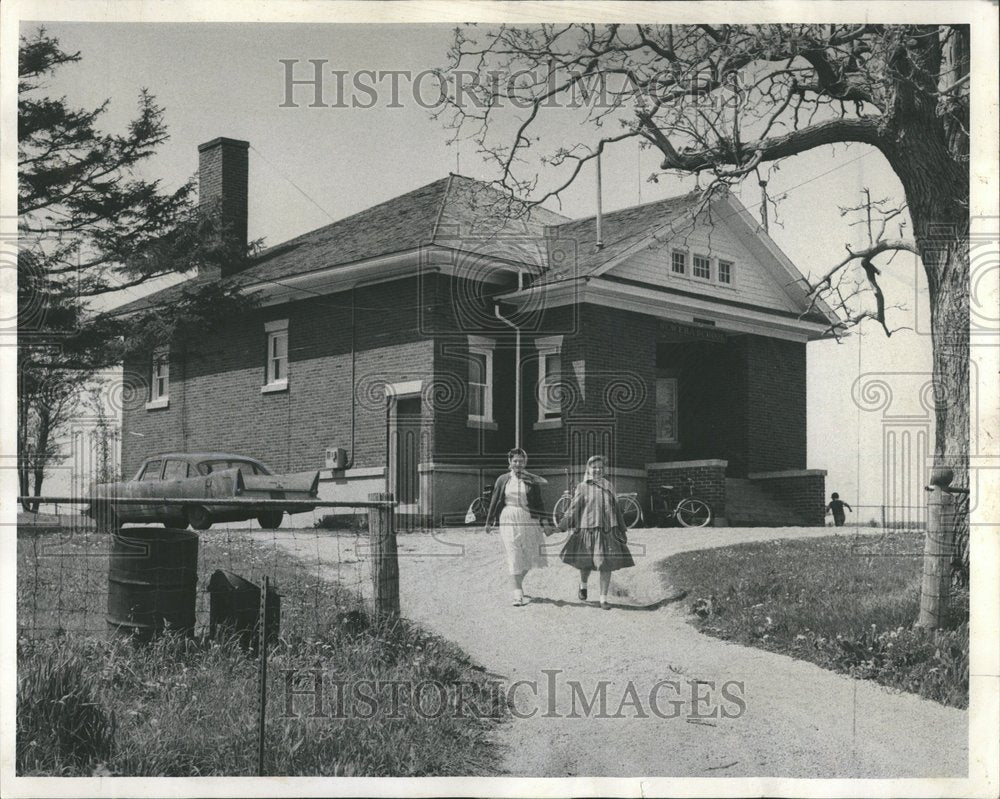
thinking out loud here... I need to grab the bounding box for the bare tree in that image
[441,23,970,610]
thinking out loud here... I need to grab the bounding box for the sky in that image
[23,21,944,513]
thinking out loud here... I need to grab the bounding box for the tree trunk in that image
[893,145,970,615]
[28,402,52,514]
[920,217,970,489]
[19,462,32,513]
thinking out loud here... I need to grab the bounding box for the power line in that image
[250,144,336,223]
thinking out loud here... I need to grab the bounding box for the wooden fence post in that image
[367,493,400,621]
[918,468,955,628]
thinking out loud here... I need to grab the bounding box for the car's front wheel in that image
[187,505,213,531]
[257,510,283,530]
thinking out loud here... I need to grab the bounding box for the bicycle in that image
[646,478,712,528]
[550,476,643,530]
[464,483,494,524]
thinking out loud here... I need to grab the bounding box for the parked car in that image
[87,452,320,531]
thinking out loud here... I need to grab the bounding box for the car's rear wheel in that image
[187,505,213,531]
[257,510,284,530]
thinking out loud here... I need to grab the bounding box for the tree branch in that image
[641,115,885,172]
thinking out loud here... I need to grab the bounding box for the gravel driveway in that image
[265,524,968,778]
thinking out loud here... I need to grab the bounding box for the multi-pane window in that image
[150,348,169,403]
[469,352,488,417]
[671,251,687,274]
[264,319,289,387]
[467,335,495,423]
[538,353,561,418]
[655,377,679,444]
[535,335,564,423]
[692,254,711,279]
[718,260,733,284]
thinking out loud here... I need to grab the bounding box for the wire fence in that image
[15,502,384,642]
[15,496,951,642]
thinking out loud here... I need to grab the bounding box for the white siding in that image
[607,213,801,314]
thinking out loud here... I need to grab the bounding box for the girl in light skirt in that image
[557,455,634,610]
[484,448,549,606]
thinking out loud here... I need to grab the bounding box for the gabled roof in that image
[112,173,838,332]
[112,174,570,314]
[540,192,699,282]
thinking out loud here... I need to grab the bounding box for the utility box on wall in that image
[325,447,348,470]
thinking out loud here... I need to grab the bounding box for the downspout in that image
[385,392,391,494]
[344,285,357,470]
[495,288,521,450]
[595,150,604,251]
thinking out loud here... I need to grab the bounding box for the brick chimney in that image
[198,137,249,276]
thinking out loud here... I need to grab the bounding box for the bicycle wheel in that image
[675,498,712,528]
[617,495,642,529]
[552,494,571,527]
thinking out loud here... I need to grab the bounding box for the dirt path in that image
[266,525,967,778]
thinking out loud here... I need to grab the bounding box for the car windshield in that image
[196,459,270,476]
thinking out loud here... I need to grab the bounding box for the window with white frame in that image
[264,319,289,388]
[655,376,679,444]
[535,335,563,422]
[692,254,711,279]
[150,348,169,404]
[467,335,495,423]
[718,259,734,284]
[671,250,687,274]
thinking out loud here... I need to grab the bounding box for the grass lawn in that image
[17,525,508,776]
[659,530,969,709]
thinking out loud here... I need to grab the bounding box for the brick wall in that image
[655,338,744,470]
[431,271,519,464]
[749,470,827,526]
[122,276,434,477]
[646,460,728,523]
[430,298,659,476]
[522,303,657,473]
[744,335,807,473]
[653,334,806,477]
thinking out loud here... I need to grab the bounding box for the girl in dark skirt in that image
[557,455,634,610]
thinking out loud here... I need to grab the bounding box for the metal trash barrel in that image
[206,570,280,653]
[107,527,199,642]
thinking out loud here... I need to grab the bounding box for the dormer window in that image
[671,251,687,274]
[692,254,711,280]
